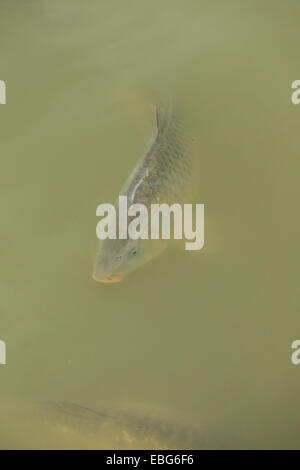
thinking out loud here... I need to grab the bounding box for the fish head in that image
[93,237,162,284]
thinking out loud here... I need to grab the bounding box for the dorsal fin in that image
[155,105,165,133]
[155,97,173,137]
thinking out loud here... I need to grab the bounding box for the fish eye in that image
[130,248,137,256]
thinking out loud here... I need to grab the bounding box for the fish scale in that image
[121,100,192,209]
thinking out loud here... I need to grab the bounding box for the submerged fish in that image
[42,401,203,450]
[93,100,192,283]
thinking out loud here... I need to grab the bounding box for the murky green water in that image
[0,0,300,449]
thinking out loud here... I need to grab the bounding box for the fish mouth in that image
[92,274,123,284]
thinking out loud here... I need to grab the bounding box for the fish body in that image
[93,100,192,283]
[43,401,203,449]
[121,100,192,209]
